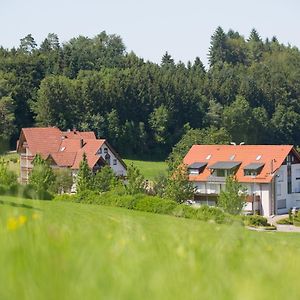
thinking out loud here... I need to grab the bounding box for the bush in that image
[53,194,75,202]
[276,217,293,225]
[172,204,198,219]
[244,215,270,227]
[172,204,229,224]
[196,205,228,224]
[134,195,177,214]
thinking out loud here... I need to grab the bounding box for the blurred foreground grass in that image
[1,195,300,300]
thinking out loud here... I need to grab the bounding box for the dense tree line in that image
[1,28,300,157]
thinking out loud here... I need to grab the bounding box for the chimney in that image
[80,138,84,148]
[270,159,274,174]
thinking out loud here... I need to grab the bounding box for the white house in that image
[17,127,127,186]
[183,144,300,216]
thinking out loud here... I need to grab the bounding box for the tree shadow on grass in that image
[0,200,42,211]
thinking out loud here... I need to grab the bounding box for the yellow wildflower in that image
[18,215,27,226]
[7,217,18,231]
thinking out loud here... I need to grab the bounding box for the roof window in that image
[256,155,262,161]
[206,154,211,160]
[60,147,66,152]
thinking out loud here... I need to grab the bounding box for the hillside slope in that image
[1,196,300,300]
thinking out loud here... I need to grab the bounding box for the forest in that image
[1,27,300,158]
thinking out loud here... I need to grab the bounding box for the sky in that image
[1,0,300,66]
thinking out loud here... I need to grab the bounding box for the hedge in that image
[53,191,233,225]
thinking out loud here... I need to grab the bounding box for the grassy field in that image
[1,152,19,175]
[124,159,167,180]
[1,195,300,300]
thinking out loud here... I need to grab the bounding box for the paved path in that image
[267,214,300,233]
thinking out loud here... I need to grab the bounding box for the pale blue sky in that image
[1,0,300,65]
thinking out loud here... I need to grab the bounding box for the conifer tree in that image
[208,26,228,66]
[76,153,93,192]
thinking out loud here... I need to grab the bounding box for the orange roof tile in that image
[183,145,296,183]
[18,127,108,170]
[62,130,96,140]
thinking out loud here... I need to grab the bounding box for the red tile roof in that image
[21,127,62,156]
[184,145,297,183]
[62,130,96,140]
[17,127,117,170]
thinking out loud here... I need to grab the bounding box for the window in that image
[277,199,286,209]
[215,169,225,177]
[295,181,300,193]
[287,165,292,194]
[295,169,300,180]
[105,153,111,165]
[113,159,117,165]
[213,169,235,177]
[104,148,108,154]
[97,148,102,155]
[189,169,199,175]
[244,170,258,176]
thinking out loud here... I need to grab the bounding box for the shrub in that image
[244,215,270,227]
[165,164,195,203]
[218,176,246,215]
[276,218,293,225]
[29,154,55,194]
[53,194,75,202]
[125,164,145,195]
[172,204,198,219]
[196,205,227,224]
[93,166,117,192]
[134,195,177,214]
[115,194,137,209]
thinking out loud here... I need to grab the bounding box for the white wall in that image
[274,164,300,214]
[193,180,272,216]
[98,143,127,176]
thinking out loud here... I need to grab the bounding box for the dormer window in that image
[188,162,207,175]
[243,163,264,176]
[209,161,241,177]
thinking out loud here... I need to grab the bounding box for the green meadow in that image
[1,195,300,300]
[123,159,167,180]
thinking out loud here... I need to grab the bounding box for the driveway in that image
[268,214,300,233]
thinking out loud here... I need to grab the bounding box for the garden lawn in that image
[124,159,167,180]
[1,195,300,300]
